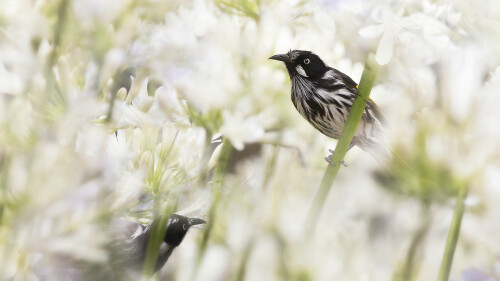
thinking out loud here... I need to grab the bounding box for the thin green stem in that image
[392,205,431,281]
[197,132,215,184]
[437,183,468,281]
[45,0,71,106]
[262,145,280,190]
[198,138,233,257]
[0,154,9,226]
[234,239,254,281]
[273,228,291,281]
[104,88,117,123]
[142,199,176,278]
[303,54,379,237]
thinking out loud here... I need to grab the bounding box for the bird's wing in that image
[316,68,385,124]
[109,219,150,269]
[315,68,358,93]
[334,68,358,92]
[331,68,386,125]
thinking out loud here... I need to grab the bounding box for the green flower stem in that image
[104,89,117,123]
[437,183,468,281]
[235,239,254,281]
[263,145,280,190]
[392,206,431,281]
[198,132,215,184]
[0,155,7,223]
[45,0,70,105]
[303,54,379,237]
[142,199,176,278]
[199,138,233,256]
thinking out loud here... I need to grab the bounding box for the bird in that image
[30,214,206,281]
[269,50,386,165]
[106,213,207,280]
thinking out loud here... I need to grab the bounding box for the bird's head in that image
[269,50,328,79]
[164,214,206,247]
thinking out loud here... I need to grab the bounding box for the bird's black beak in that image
[188,218,207,227]
[269,53,293,63]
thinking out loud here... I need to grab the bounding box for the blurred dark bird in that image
[77,214,207,280]
[269,50,386,164]
[30,214,206,281]
[110,214,206,278]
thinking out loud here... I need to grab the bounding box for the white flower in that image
[151,83,189,124]
[194,246,230,281]
[0,5,44,95]
[131,77,155,112]
[359,6,448,65]
[220,111,265,151]
[73,0,126,25]
[113,101,160,128]
[174,126,207,178]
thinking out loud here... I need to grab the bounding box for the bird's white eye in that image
[183,224,188,230]
[304,58,310,64]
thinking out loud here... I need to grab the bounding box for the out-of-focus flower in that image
[220,111,265,151]
[152,83,189,124]
[73,0,127,25]
[195,246,230,281]
[462,267,498,281]
[359,5,449,65]
[2,0,500,280]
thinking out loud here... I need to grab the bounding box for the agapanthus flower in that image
[359,5,449,65]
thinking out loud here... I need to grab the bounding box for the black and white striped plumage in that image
[270,50,385,163]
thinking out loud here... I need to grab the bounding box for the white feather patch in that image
[295,65,309,77]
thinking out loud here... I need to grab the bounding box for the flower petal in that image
[375,31,394,65]
[371,5,390,23]
[359,24,385,39]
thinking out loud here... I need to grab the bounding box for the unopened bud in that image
[116,87,127,101]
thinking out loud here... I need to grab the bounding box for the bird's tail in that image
[354,120,389,162]
[357,133,412,172]
[355,122,412,171]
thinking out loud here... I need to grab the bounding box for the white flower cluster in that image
[1,0,500,280]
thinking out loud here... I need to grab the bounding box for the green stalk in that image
[437,183,468,281]
[142,199,176,278]
[192,138,232,281]
[234,239,254,281]
[392,205,431,281]
[197,132,215,184]
[104,89,117,123]
[262,145,280,190]
[0,154,7,224]
[199,138,233,256]
[45,0,71,106]
[303,54,379,237]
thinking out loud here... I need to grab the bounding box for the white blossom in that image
[359,5,449,65]
[2,0,500,280]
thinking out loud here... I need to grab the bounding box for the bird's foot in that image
[324,149,348,167]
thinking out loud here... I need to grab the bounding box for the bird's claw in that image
[324,156,335,166]
[324,149,348,167]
